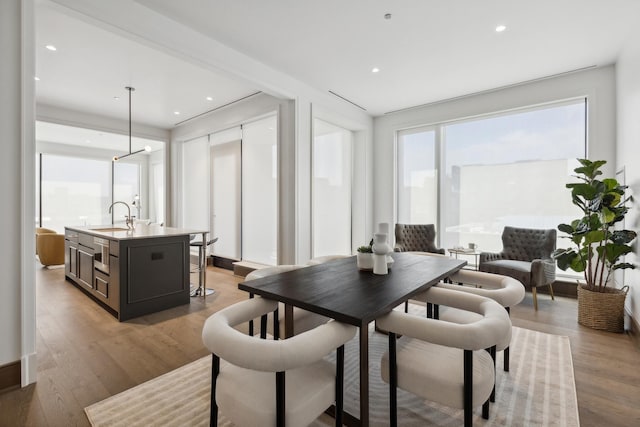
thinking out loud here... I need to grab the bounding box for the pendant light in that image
[112,86,151,161]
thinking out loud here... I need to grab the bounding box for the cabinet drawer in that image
[65,229,78,242]
[79,233,94,248]
[95,270,109,299]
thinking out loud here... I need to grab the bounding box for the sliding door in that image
[181,135,209,232]
[210,129,241,260]
[241,115,278,265]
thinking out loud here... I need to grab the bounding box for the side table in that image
[447,248,481,270]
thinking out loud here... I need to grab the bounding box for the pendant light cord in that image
[126,86,135,154]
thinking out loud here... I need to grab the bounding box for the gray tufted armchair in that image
[394,224,445,254]
[479,226,556,310]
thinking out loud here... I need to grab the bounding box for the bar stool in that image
[190,236,218,297]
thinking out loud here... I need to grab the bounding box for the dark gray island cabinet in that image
[64,225,204,321]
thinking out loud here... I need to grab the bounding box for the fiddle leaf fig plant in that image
[553,159,636,292]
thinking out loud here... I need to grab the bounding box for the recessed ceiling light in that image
[372,67,380,73]
[206,96,213,101]
[384,13,392,20]
[174,111,180,115]
[113,96,120,100]
[34,76,40,81]
[495,25,506,32]
[45,45,57,51]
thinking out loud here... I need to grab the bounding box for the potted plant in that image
[554,158,636,332]
[357,239,374,270]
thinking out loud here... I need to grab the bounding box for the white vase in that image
[372,233,390,275]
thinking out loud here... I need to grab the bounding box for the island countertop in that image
[65,224,207,241]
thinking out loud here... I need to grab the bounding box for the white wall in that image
[373,66,617,241]
[0,0,37,384]
[616,29,640,324]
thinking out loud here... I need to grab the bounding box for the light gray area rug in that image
[86,324,579,427]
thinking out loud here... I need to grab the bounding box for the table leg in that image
[284,304,294,338]
[359,324,369,426]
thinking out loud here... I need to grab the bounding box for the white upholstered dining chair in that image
[244,265,330,338]
[377,287,512,427]
[433,269,525,373]
[202,297,357,427]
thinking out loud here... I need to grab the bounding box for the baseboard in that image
[212,256,236,271]
[628,309,640,349]
[0,360,21,393]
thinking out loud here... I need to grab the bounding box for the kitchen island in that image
[64,224,206,321]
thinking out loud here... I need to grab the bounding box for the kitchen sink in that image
[90,227,130,232]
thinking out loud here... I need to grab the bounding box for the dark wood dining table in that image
[238,252,466,426]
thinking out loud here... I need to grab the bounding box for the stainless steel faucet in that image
[108,201,135,229]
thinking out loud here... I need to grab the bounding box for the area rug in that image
[85,323,579,426]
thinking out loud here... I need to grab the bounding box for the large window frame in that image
[396,98,587,274]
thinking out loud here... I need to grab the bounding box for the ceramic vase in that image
[372,233,390,275]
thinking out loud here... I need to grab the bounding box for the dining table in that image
[238,252,466,426]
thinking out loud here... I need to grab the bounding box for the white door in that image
[210,140,241,260]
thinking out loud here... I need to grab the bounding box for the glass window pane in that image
[242,115,278,265]
[441,101,586,253]
[397,128,437,225]
[313,119,352,256]
[113,162,140,223]
[152,162,165,225]
[41,154,111,232]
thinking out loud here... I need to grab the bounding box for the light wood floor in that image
[0,265,638,426]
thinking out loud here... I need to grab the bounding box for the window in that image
[312,119,353,256]
[396,127,437,225]
[40,154,111,232]
[113,162,141,221]
[397,99,587,260]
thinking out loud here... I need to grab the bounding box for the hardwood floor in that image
[1,265,638,426]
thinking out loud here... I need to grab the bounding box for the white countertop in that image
[66,224,208,241]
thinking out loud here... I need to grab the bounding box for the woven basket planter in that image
[577,285,628,333]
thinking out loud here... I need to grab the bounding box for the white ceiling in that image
[35,3,258,130]
[36,0,640,132]
[135,0,640,115]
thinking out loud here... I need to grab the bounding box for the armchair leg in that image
[482,399,490,419]
[463,350,472,427]
[274,308,280,340]
[504,307,510,372]
[276,371,285,427]
[504,346,510,372]
[335,345,344,427]
[489,346,496,403]
[548,282,555,300]
[210,355,220,427]
[532,287,538,311]
[260,314,268,339]
[389,332,398,427]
